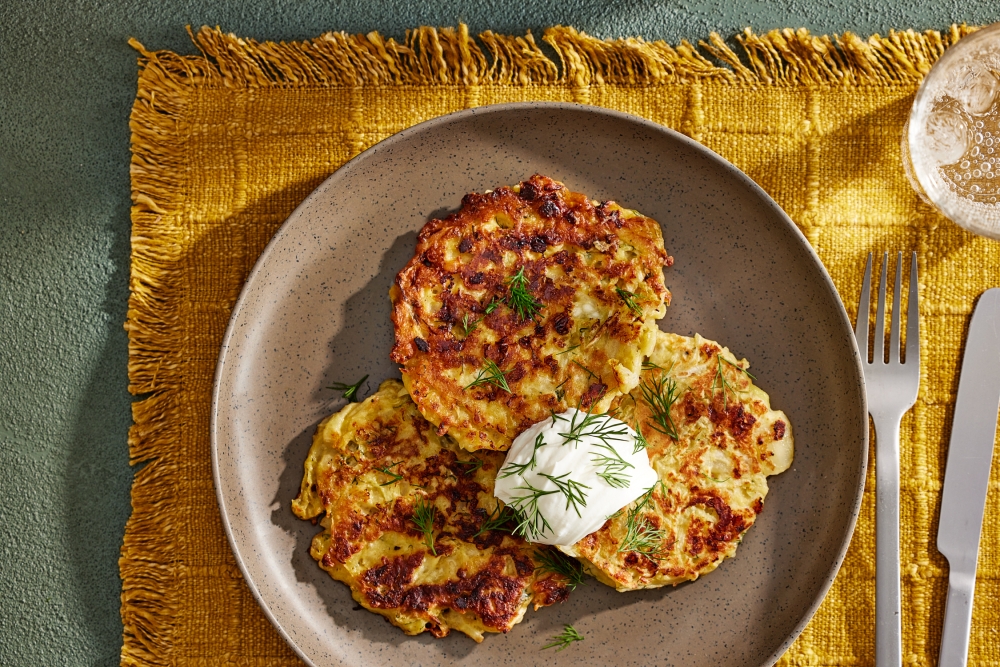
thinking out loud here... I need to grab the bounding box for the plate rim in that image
[210,100,869,667]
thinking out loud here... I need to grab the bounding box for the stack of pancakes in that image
[292,175,793,641]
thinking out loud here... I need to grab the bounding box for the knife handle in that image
[939,568,975,667]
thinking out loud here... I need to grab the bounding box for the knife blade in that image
[937,287,1000,667]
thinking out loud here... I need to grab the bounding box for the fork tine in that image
[855,253,872,362]
[874,252,889,364]
[906,251,920,366]
[889,252,903,364]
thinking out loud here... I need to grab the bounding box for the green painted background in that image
[3,1,999,665]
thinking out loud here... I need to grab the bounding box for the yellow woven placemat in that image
[123,24,1000,666]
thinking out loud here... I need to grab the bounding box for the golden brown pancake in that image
[292,379,575,641]
[559,332,793,590]
[390,174,672,452]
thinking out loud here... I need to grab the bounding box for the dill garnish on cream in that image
[493,408,658,546]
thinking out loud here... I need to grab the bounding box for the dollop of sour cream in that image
[493,409,659,546]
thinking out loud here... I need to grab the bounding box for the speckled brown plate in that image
[211,103,867,667]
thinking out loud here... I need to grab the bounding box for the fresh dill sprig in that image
[553,376,569,401]
[374,461,404,486]
[591,441,633,488]
[472,504,518,538]
[632,420,650,454]
[639,372,680,440]
[461,313,478,336]
[642,360,663,371]
[506,472,591,540]
[543,624,585,651]
[498,432,546,479]
[464,359,511,393]
[617,482,667,558]
[506,267,543,321]
[534,549,585,590]
[615,287,642,316]
[507,482,557,541]
[539,472,590,517]
[327,374,369,402]
[552,409,634,488]
[555,344,580,356]
[461,298,500,336]
[559,408,631,450]
[721,355,756,380]
[455,458,483,474]
[571,359,600,382]
[412,498,437,555]
[713,355,746,409]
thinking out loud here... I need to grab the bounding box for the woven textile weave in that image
[124,24,1000,666]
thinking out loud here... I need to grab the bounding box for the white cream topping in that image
[493,409,659,546]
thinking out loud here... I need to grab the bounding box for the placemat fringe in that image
[130,24,976,90]
[121,38,189,667]
[703,26,974,85]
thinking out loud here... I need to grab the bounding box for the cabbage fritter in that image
[292,380,574,641]
[559,332,793,591]
[390,174,672,452]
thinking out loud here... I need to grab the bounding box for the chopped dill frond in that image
[592,445,633,488]
[464,359,511,393]
[455,458,483,474]
[498,432,546,479]
[461,313,478,336]
[506,267,542,321]
[721,355,756,379]
[507,482,556,541]
[543,624,585,651]
[472,504,517,538]
[412,498,437,555]
[539,472,590,517]
[571,359,599,382]
[615,287,642,316]
[713,355,750,408]
[534,549,585,590]
[617,482,668,558]
[327,374,369,402]
[554,376,569,401]
[559,407,631,450]
[553,408,634,488]
[555,344,580,355]
[639,372,680,440]
[374,461,404,486]
[632,420,650,455]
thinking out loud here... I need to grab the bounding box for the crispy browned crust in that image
[390,174,671,452]
[292,380,572,641]
[560,332,793,591]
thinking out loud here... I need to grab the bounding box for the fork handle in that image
[873,411,902,667]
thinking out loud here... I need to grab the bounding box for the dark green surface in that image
[3,1,999,665]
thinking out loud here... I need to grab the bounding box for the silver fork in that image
[854,252,920,667]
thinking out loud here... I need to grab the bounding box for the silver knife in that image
[937,287,1000,667]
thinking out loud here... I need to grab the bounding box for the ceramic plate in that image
[212,103,867,667]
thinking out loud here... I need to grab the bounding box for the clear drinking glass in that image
[903,23,1000,239]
